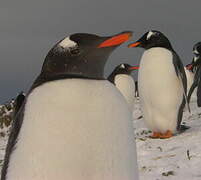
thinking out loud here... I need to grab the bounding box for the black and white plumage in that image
[187,42,201,106]
[108,63,139,110]
[1,32,139,180]
[128,30,188,138]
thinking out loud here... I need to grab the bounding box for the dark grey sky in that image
[0,0,200,103]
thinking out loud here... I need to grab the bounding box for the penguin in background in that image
[1,32,139,180]
[128,30,188,138]
[108,63,139,111]
[187,42,201,106]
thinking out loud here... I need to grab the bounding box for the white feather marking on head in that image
[120,64,125,68]
[193,48,199,55]
[59,37,77,48]
[146,31,155,40]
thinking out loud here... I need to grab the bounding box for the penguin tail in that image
[178,124,191,134]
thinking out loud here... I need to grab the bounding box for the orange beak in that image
[129,66,139,70]
[98,32,132,48]
[128,41,141,48]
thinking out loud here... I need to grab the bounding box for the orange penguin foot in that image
[149,132,161,138]
[159,130,173,139]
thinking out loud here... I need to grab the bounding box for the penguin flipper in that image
[187,81,198,103]
[13,92,26,118]
[172,53,190,112]
[107,72,116,84]
[1,104,25,180]
[197,80,201,107]
[176,96,186,131]
[194,67,201,107]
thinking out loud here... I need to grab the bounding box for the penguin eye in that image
[69,46,80,56]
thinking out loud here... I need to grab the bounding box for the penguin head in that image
[41,32,132,79]
[186,42,201,72]
[113,63,139,75]
[193,42,201,56]
[128,30,173,50]
[193,42,201,65]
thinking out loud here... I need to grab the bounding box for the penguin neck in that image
[31,58,107,89]
[146,43,173,51]
[40,55,107,80]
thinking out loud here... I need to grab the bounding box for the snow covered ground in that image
[133,96,201,180]
[0,96,201,179]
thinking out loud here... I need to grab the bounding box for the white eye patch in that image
[193,48,199,55]
[120,64,125,68]
[146,31,155,40]
[59,37,77,48]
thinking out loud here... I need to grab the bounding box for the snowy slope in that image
[0,97,201,179]
[133,97,201,180]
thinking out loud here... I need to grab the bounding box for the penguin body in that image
[115,74,135,110]
[187,42,201,106]
[139,47,183,133]
[6,79,137,180]
[108,64,138,111]
[2,32,138,180]
[129,30,187,138]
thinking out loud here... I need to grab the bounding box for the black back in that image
[171,52,188,130]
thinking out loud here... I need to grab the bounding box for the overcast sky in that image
[0,0,200,103]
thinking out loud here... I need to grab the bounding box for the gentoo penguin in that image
[128,30,188,138]
[187,42,201,106]
[13,92,25,118]
[1,32,139,180]
[108,63,139,110]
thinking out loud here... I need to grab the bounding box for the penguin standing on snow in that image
[187,42,201,106]
[128,30,188,138]
[1,32,139,180]
[108,63,139,110]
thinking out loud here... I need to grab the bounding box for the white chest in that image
[139,48,175,80]
[114,74,135,110]
[138,48,181,95]
[7,79,138,180]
